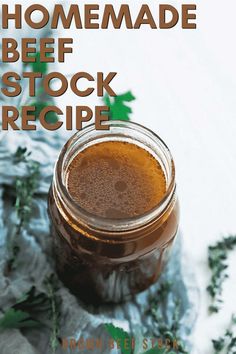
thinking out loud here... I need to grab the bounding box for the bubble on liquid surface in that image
[115,181,127,192]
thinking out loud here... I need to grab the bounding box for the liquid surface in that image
[67,141,166,219]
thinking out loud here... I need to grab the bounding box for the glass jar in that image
[48,121,179,304]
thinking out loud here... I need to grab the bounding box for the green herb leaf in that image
[24,52,48,74]
[13,147,40,224]
[0,309,40,329]
[0,287,49,330]
[116,91,136,102]
[207,235,236,313]
[13,147,31,164]
[140,346,167,354]
[212,315,236,353]
[14,287,50,314]
[104,323,132,354]
[30,102,59,123]
[146,282,188,354]
[15,160,40,225]
[103,91,136,121]
[23,51,58,124]
[212,337,225,353]
[5,148,40,274]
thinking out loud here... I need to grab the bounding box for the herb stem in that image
[45,277,60,354]
[5,148,40,274]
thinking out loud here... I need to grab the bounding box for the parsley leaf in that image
[104,323,132,354]
[103,91,136,121]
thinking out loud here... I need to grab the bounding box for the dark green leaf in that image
[208,305,219,314]
[104,323,132,354]
[115,91,136,102]
[44,110,59,124]
[212,315,236,353]
[0,309,41,329]
[141,346,166,354]
[24,52,48,74]
[30,102,59,123]
[103,91,136,121]
[13,147,31,164]
[0,287,49,330]
[13,287,50,314]
[212,338,225,352]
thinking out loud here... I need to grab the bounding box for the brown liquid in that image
[48,136,179,304]
[67,141,166,219]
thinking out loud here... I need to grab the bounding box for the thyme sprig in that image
[212,315,236,353]
[14,148,40,226]
[105,281,188,354]
[207,235,236,313]
[44,275,61,354]
[5,147,40,273]
[147,281,188,354]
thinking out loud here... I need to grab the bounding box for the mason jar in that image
[48,121,179,304]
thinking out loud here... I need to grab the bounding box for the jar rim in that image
[53,120,176,233]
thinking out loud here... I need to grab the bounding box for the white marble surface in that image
[1,0,236,352]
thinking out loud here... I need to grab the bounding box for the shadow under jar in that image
[48,121,179,304]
